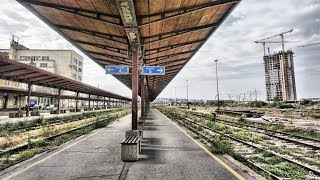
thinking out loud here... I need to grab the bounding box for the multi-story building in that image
[0,39,84,109]
[264,50,297,101]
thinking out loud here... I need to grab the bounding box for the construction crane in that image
[254,40,297,56]
[255,29,294,52]
[298,42,320,48]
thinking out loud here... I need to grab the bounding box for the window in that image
[72,74,76,80]
[42,56,49,61]
[40,63,48,67]
[78,68,82,72]
[5,80,10,85]
[30,56,40,61]
[78,61,82,66]
[73,58,78,64]
[29,62,36,67]
[73,65,77,71]
[78,76,82,81]
[20,56,27,60]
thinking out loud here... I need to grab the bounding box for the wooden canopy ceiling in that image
[18,0,240,101]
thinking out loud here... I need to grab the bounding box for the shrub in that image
[278,104,294,109]
[210,136,234,154]
[15,148,40,162]
[248,101,267,108]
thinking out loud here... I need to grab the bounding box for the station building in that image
[0,39,84,109]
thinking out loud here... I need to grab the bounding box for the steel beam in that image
[87,50,129,61]
[145,50,196,61]
[145,39,203,55]
[31,75,51,81]
[142,23,217,44]
[39,78,64,84]
[0,65,20,73]
[148,57,188,66]
[18,0,123,26]
[54,24,128,44]
[73,39,127,55]
[96,58,131,66]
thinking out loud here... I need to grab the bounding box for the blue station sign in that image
[105,65,129,75]
[141,66,165,75]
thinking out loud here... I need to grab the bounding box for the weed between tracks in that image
[0,109,130,170]
[156,106,316,180]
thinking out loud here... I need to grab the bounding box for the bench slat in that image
[121,136,139,144]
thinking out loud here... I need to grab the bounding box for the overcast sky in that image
[0,0,319,101]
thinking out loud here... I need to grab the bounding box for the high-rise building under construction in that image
[264,50,297,101]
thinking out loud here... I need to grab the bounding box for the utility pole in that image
[215,59,220,110]
[255,89,257,101]
[186,80,189,109]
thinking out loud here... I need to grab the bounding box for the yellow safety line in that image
[158,110,245,180]
[3,128,105,180]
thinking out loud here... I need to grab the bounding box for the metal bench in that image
[121,136,140,162]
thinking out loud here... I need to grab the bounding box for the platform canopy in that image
[18,0,240,101]
[0,56,131,101]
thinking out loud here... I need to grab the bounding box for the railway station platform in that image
[0,109,251,180]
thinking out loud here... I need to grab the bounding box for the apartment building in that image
[0,39,84,109]
[264,50,297,101]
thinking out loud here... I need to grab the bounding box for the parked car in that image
[25,101,40,110]
[43,104,55,110]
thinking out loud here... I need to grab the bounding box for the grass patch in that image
[265,163,307,180]
[15,148,41,162]
[210,135,234,154]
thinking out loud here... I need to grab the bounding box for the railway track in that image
[187,111,320,150]
[157,107,320,179]
[0,109,121,135]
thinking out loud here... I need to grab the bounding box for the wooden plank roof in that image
[17,0,241,101]
[0,56,131,101]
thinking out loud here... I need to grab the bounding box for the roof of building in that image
[0,56,130,101]
[0,86,121,102]
[17,0,241,101]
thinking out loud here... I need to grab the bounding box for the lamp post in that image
[215,59,220,110]
[175,87,177,106]
[186,80,189,109]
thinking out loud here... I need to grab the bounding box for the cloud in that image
[0,0,319,101]
[159,0,320,100]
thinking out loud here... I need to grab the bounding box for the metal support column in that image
[103,97,106,108]
[131,47,139,130]
[26,83,32,116]
[88,94,91,109]
[96,96,99,108]
[76,92,79,111]
[19,94,22,111]
[57,89,61,112]
[141,75,145,116]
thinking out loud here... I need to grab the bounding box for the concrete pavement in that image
[0,109,247,180]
